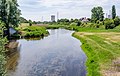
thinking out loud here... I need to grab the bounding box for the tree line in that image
[50,5,120,30]
[91,5,120,29]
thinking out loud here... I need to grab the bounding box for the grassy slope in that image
[73,32,120,76]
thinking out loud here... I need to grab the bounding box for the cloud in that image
[18,0,120,21]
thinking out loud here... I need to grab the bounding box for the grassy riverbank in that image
[73,31,120,76]
[17,24,49,38]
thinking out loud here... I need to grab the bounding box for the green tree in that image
[91,6,104,22]
[0,0,21,39]
[29,20,32,26]
[0,21,7,76]
[114,16,120,26]
[20,17,28,23]
[104,18,115,29]
[112,5,116,19]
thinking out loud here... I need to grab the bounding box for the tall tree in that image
[112,5,116,19]
[91,6,104,22]
[0,0,21,39]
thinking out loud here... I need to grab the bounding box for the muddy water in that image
[7,29,87,76]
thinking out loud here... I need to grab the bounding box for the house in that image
[80,17,90,22]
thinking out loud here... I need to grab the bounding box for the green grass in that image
[73,32,120,76]
[21,26,49,37]
[66,25,120,32]
[45,24,65,29]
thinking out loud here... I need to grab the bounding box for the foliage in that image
[112,5,116,19]
[20,17,28,23]
[91,6,104,22]
[0,0,21,39]
[104,18,115,29]
[57,19,70,25]
[0,21,7,76]
[45,25,64,29]
[114,16,120,27]
[28,20,32,26]
[22,26,49,37]
[70,22,77,26]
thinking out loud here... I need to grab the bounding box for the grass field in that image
[73,32,120,76]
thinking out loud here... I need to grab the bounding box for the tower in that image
[57,12,59,21]
[51,15,55,22]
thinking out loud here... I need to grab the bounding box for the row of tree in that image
[91,5,120,29]
[91,5,116,22]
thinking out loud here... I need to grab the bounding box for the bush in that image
[104,19,115,29]
[76,21,81,26]
[0,21,7,76]
[70,22,77,26]
[22,26,49,37]
[114,16,120,27]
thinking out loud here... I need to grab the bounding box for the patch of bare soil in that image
[102,58,120,76]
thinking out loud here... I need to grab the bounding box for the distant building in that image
[80,17,90,22]
[108,10,112,19]
[108,15,112,19]
[51,15,55,22]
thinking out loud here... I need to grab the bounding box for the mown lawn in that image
[73,32,120,76]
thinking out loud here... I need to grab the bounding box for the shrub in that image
[0,21,7,76]
[23,26,49,37]
[76,21,81,26]
[104,18,115,29]
[70,22,77,26]
[114,16,120,27]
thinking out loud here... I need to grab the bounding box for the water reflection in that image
[6,44,21,72]
[7,29,87,76]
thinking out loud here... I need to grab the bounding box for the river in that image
[7,29,87,76]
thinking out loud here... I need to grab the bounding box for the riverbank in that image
[73,32,120,76]
[17,24,49,38]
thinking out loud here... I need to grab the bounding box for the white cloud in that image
[18,0,120,21]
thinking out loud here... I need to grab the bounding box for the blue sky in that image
[18,0,120,21]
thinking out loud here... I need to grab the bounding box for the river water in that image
[7,29,87,76]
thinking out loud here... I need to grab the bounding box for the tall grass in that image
[22,26,49,37]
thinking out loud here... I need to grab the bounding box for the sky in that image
[18,0,120,21]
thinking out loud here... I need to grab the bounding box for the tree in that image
[104,18,115,29]
[20,17,28,23]
[112,5,116,19]
[91,6,104,22]
[114,16,120,27]
[29,20,32,26]
[0,0,21,39]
